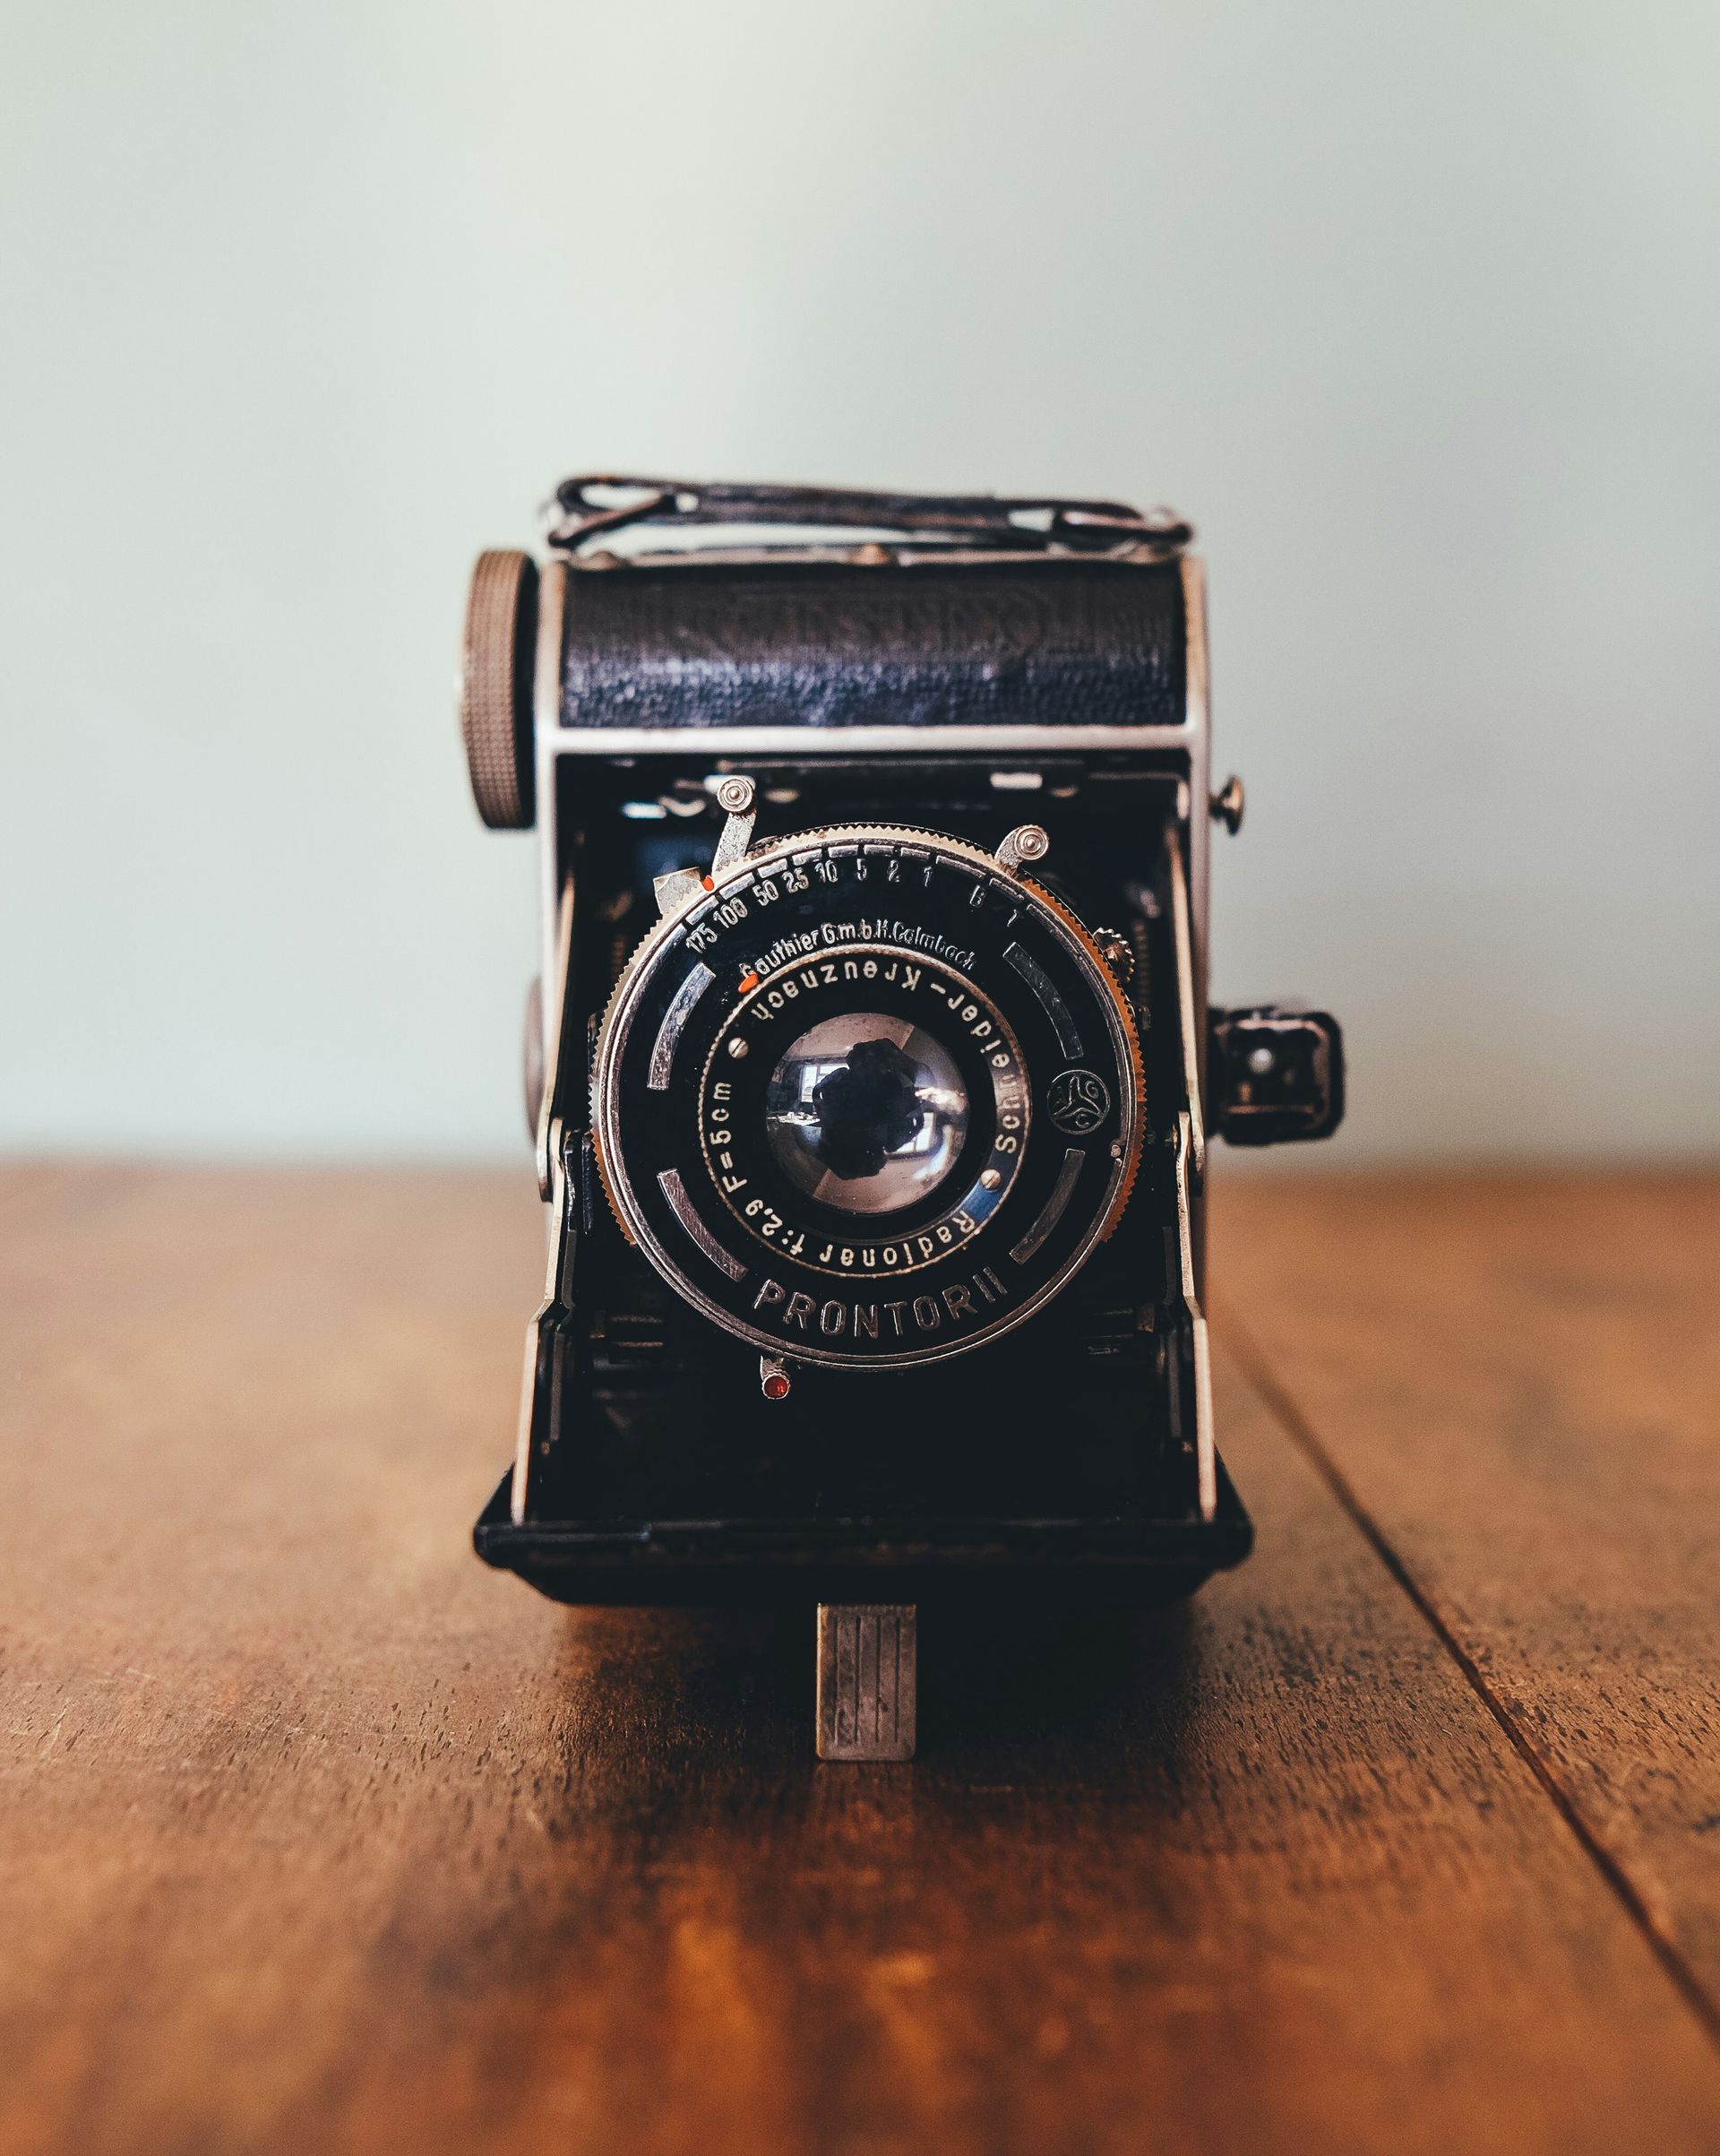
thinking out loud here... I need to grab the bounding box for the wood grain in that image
[1214,1170,1720,2022]
[2,1166,1718,2156]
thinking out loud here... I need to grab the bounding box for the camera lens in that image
[763,1013,969,1216]
[594,825,1141,1365]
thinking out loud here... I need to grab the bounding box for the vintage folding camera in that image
[461,477,1343,1757]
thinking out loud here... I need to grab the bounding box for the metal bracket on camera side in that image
[534,876,576,1201]
[1157,809,1215,1521]
[512,1123,585,1525]
[1164,817,1207,1187]
[514,866,596,1524]
[1171,1111,1218,1523]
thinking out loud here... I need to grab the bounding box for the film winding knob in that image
[460,549,538,830]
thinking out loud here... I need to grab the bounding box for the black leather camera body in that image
[460,479,1342,1756]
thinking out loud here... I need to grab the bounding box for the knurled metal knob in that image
[1093,928,1134,982]
[460,549,538,829]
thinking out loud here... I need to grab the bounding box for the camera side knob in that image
[1208,775,1245,835]
[460,549,538,829]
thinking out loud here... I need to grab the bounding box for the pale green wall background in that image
[3,1,1716,1161]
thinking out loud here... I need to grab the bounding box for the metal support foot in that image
[816,1604,916,1761]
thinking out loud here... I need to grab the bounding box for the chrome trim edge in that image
[543,722,1192,756]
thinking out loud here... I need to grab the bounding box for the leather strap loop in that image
[546,475,1191,559]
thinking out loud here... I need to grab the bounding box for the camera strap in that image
[544,474,1191,559]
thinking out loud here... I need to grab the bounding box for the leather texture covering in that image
[559,558,1187,732]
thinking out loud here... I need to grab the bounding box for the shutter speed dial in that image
[593,825,1144,1369]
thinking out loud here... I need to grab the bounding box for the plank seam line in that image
[1220,1300,1720,2058]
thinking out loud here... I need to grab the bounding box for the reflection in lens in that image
[764,1013,969,1216]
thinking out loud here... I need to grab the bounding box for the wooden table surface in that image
[3,1165,1717,2156]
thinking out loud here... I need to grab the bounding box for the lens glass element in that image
[763,1013,969,1215]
